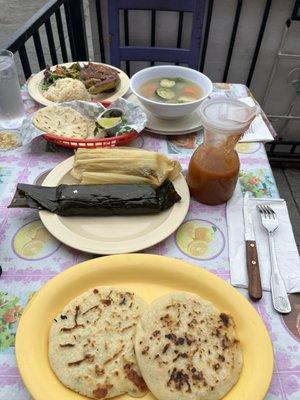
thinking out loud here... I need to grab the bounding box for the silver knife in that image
[243,191,262,300]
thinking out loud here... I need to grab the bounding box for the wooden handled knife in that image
[243,191,262,301]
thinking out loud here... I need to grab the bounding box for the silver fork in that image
[257,205,291,314]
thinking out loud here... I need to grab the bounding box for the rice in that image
[43,78,91,102]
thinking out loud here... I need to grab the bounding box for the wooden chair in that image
[108,0,206,73]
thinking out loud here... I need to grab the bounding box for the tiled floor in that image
[1,0,299,250]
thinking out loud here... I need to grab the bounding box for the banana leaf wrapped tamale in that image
[9,181,181,216]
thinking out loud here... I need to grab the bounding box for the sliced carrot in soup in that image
[142,83,157,96]
[183,86,200,97]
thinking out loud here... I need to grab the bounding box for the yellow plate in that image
[15,254,273,400]
[27,62,130,106]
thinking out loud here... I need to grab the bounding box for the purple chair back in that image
[108,0,206,73]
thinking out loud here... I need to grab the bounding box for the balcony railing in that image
[2,0,300,166]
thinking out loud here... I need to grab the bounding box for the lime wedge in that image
[97,117,122,129]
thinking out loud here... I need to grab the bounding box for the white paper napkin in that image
[226,184,300,293]
[238,97,274,143]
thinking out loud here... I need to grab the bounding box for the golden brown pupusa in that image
[49,286,148,399]
[135,291,243,400]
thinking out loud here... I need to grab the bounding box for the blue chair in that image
[108,0,206,73]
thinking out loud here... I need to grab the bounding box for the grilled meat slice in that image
[79,63,120,94]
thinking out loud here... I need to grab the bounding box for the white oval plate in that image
[28,62,130,107]
[128,93,202,135]
[40,156,190,254]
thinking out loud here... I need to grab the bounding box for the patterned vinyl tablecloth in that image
[0,84,299,400]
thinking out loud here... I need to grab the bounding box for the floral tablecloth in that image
[0,84,299,400]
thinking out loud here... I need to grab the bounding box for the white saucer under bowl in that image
[128,93,202,136]
[143,127,202,136]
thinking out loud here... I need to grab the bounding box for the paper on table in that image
[226,184,300,293]
[238,97,274,143]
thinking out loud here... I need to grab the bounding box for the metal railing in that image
[200,0,273,87]
[2,0,300,166]
[266,140,300,167]
[93,0,275,88]
[3,0,299,87]
[3,0,88,79]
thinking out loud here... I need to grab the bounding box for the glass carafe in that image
[186,99,257,205]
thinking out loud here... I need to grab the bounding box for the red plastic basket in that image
[42,101,141,149]
[43,130,140,149]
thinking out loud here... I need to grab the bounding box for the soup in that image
[138,77,203,104]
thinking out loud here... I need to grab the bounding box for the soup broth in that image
[138,77,203,104]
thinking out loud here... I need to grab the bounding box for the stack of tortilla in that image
[49,289,243,400]
[33,106,99,139]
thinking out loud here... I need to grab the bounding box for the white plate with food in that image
[128,93,202,135]
[28,62,130,107]
[38,149,190,254]
[15,254,273,400]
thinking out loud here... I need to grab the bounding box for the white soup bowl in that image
[130,65,213,120]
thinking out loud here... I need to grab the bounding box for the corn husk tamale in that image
[9,181,181,216]
[71,148,182,187]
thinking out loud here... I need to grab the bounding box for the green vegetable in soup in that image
[156,87,175,100]
[177,96,196,103]
[160,79,176,88]
[139,77,202,103]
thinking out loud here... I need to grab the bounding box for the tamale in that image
[80,172,151,185]
[9,181,181,216]
[71,148,182,187]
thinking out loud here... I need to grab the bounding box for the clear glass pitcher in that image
[0,49,25,129]
[186,98,258,205]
